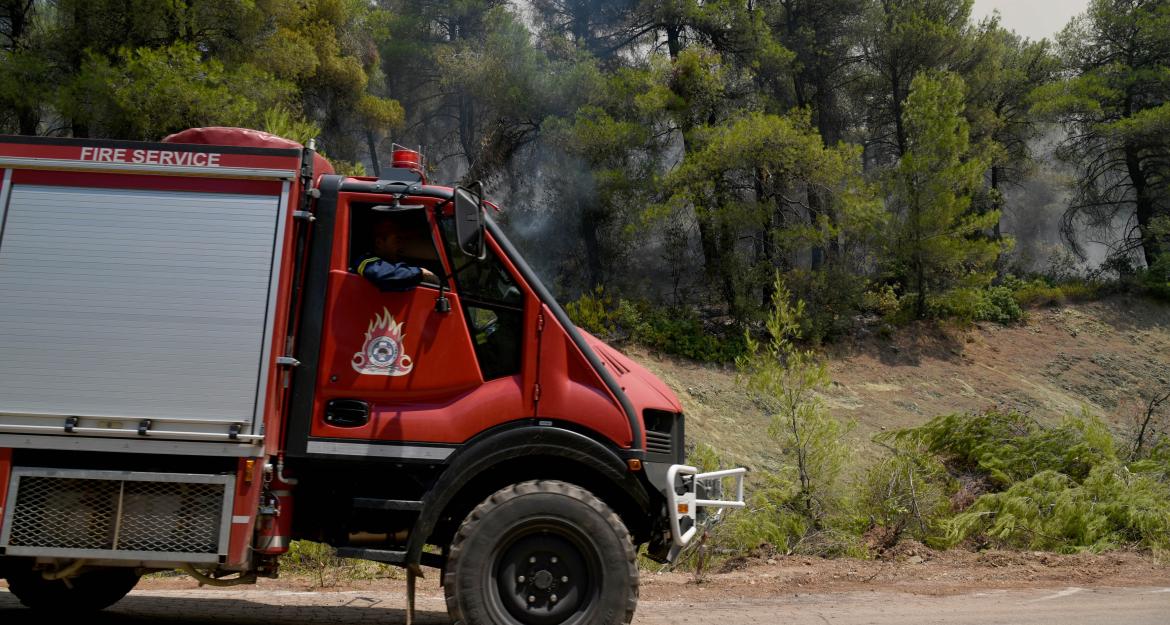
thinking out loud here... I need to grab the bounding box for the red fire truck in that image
[0,128,743,624]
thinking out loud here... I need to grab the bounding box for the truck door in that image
[306,196,527,461]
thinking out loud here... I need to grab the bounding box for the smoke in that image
[1001,131,1114,276]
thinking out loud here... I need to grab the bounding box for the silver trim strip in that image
[306,441,455,461]
[251,181,291,439]
[0,423,263,441]
[0,410,251,426]
[0,156,296,180]
[217,477,235,556]
[0,433,265,457]
[1,546,222,563]
[10,468,233,483]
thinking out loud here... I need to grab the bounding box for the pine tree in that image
[887,71,999,319]
[1033,0,1170,268]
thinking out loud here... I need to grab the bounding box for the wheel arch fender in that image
[406,423,653,571]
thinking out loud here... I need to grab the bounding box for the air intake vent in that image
[0,468,233,563]
[645,431,674,455]
[643,409,682,460]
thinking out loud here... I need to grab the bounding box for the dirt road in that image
[3,550,1168,625]
[2,584,1168,624]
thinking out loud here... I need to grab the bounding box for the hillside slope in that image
[629,296,1170,469]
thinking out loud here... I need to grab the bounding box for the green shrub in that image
[784,268,868,343]
[279,541,399,586]
[924,286,1023,324]
[565,290,747,362]
[564,286,618,336]
[628,303,747,362]
[709,471,811,556]
[1002,274,1104,307]
[1137,262,1170,301]
[944,464,1170,552]
[860,444,953,547]
[882,409,1170,553]
[861,283,900,317]
[880,410,1116,486]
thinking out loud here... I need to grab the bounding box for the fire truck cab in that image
[0,128,743,624]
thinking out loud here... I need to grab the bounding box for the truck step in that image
[352,497,424,511]
[335,547,444,568]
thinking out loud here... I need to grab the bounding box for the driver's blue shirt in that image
[352,254,424,292]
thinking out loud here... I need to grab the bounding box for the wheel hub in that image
[533,570,554,590]
[496,531,593,625]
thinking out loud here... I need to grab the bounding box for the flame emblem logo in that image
[352,308,414,376]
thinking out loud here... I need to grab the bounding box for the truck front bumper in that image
[665,465,746,547]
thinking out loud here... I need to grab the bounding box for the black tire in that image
[443,480,638,625]
[6,566,140,612]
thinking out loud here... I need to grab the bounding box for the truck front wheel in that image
[5,566,140,612]
[443,480,638,625]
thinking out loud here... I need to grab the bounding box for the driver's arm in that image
[355,255,429,292]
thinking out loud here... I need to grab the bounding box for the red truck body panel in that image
[0,128,688,573]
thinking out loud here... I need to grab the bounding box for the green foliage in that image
[687,442,723,474]
[738,275,854,524]
[945,465,1170,552]
[886,71,1002,319]
[662,110,883,321]
[860,0,975,158]
[923,284,1022,324]
[1032,0,1170,268]
[564,286,619,336]
[882,410,1116,487]
[784,267,871,343]
[1138,217,1170,300]
[1004,275,1104,308]
[712,471,811,555]
[880,408,1170,553]
[625,303,747,363]
[280,540,401,587]
[860,443,953,546]
[0,0,392,158]
[81,43,293,140]
[564,288,747,362]
[861,284,901,318]
[262,108,323,146]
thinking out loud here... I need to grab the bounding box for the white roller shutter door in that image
[0,184,283,440]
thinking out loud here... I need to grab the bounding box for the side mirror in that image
[454,184,486,259]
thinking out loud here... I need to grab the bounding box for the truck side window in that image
[349,204,443,286]
[440,216,523,380]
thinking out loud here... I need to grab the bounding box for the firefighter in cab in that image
[353,217,437,291]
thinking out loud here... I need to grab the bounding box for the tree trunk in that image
[892,75,907,157]
[991,165,1003,240]
[580,201,605,289]
[17,109,37,136]
[1125,143,1159,268]
[664,21,724,306]
[366,131,381,177]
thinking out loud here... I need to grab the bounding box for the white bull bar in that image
[665,465,747,547]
